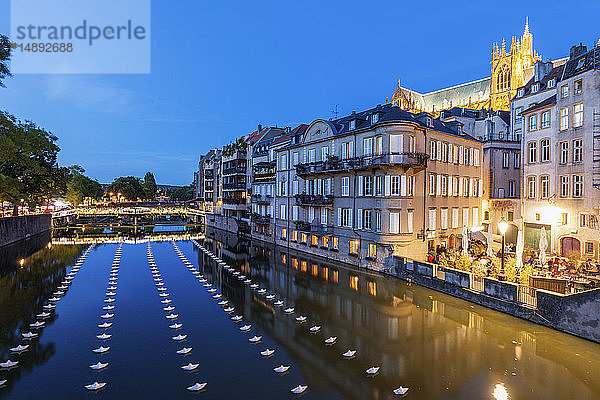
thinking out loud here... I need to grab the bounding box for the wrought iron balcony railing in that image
[296,152,428,176]
[251,213,271,225]
[294,194,334,206]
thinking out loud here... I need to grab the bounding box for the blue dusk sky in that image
[0,0,599,185]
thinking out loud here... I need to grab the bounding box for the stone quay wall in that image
[0,214,52,247]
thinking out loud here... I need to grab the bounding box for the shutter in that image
[358,176,364,196]
[448,144,453,162]
[357,209,363,229]
[437,141,442,161]
[389,213,396,234]
[400,175,407,196]
[459,146,463,164]
[436,175,441,196]
[349,141,354,158]
[385,175,391,196]
[337,208,342,227]
[469,178,474,196]
[478,179,483,197]
[303,149,307,163]
[448,176,453,196]
[469,148,474,166]
[348,212,353,228]
[458,177,463,196]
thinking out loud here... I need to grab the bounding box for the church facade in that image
[391,19,541,114]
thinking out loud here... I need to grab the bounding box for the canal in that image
[1,233,600,399]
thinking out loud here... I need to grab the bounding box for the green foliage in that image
[66,169,104,206]
[518,262,533,285]
[143,172,157,199]
[454,254,473,272]
[166,185,193,201]
[504,257,518,283]
[0,111,64,213]
[470,242,486,257]
[488,257,501,279]
[107,176,146,201]
[0,35,12,87]
[222,137,247,157]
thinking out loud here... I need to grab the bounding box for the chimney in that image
[534,60,553,82]
[258,124,262,132]
[570,43,587,59]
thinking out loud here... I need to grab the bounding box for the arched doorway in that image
[561,236,580,257]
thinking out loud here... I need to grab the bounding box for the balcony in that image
[223,166,247,176]
[296,153,428,176]
[253,172,276,182]
[251,213,271,225]
[223,182,247,190]
[294,220,333,234]
[251,194,272,204]
[295,194,334,206]
[222,197,247,205]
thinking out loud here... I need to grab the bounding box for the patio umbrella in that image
[539,227,548,267]
[486,223,494,258]
[461,225,469,257]
[515,229,524,271]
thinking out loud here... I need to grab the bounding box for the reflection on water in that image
[0,242,86,395]
[198,233,600,400]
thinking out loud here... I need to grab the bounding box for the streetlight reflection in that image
[493,383,509,400]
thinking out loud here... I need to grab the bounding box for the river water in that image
[0,234,599,399]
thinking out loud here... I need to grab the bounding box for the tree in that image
[107,176,146,201]
[166,185,193,201]
[143,172,157,199]
[0,35,12,87]
[0,111,64,215]
[66,168,104,206]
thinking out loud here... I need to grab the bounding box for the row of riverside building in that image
[193,41,600,270]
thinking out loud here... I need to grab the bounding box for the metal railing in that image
[518,285,537,308]
[295,194,334,206]
[434,265,445,280]
[251,194,272,204]
[470,274,485,292]
[296,152,428,176]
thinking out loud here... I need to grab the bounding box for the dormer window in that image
[349,120,356,130]
[371,113,379,124]
[531,83,539,93]
[547,78,556,88]
[457,126,462,135]
[517,88,525,97]
[427,117,433,128]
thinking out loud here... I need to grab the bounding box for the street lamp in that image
[498,220,508,280]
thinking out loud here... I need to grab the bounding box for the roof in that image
[562,45,600,80]
[313,103,480,142]
[271,124,308,146]
[521,94,556,114]
[519,64,565,97]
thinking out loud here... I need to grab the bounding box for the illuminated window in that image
[332,237,339,251]
[311,235,318,246]
[292,257,298,269]
[301,260,307,272]
[322,236,329,247]
[349,275,359,291]
[311,264,318,276]
[560,107,569,130]
[281,253,287,264]
[349,240,360,255]
[301,233,307,244]
[292,230,298,242]
[332,269,339,283]
[575,79,583,94]
[322,267,328,280]
[367,243,376,259]
[574,103,584,127]
[281,228,287,240]
[367,280,376,296]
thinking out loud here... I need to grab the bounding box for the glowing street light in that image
[498,220,508,280]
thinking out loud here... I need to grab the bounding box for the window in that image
[531,83,539,93]
[541,111,551,129]
[292,230,298,242]
[407,211,413,233]
[562,213,568,225]
[349,240,360,255]
[540,139,550,162]
[514,153,520,169]
[308,149,316,163]
[349,120,356,130]
[429,174,436,196]
[462,208,469,227]
[560,107,569,130]
[375,136,383,155]
[573,139,582,163]
[517,88,524,97]
[515,107,523,125]
[528,115,538,131]
[300,233,307,244]
[528,142,537,163]
[349,274,358,290]
[575,79,583,94]
[321,146,329,161]
[586,242,594,255]
[363,137,373,156]
[428,208,436,231]
[430,140,437,160]
[391,176,399,196]
[573,175,583,197]
[407,176,414,196]
[441,175,447,196]
[515,128,522,141]
[540,175,549,199]
[560,176,569,197]
[560,142,569,164]
[311,235,318,246]
[371,113,379,124]
[389,212,400,234]
[332,237,339,250]
[375,210,381,232]
[292,152,299,166]
[508,180,515,197]
[280,204,287,220]
[322,236,329,248]
[452,208,459,228]
[440,208,448,229]
[367,243,376,259]
[364,176,373,196]
[375,176,383,196]
[574,103,584,127]
[580,214,588,227]
[341,177,350,196]
[527,177,536,199]
[363,209,373,230]
[561,84,569,98]
[547,78,556,88]
[502,152,509,168]
[341,141,352,159]
[280,154,288,170]
[340,208,352,227]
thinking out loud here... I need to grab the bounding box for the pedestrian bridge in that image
[52,206,206,226]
